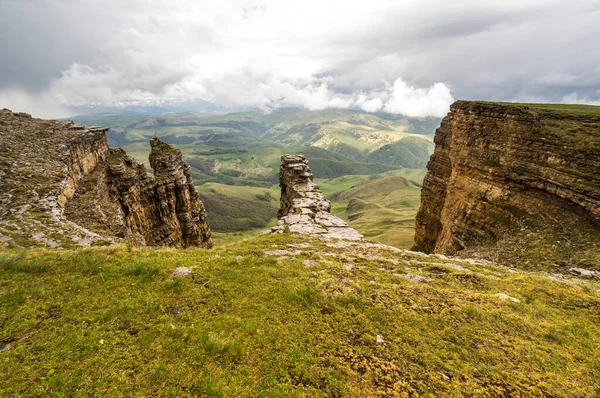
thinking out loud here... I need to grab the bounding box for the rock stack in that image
[272,155,363,240]
[91,138,213,248]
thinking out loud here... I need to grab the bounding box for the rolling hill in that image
[329,175,424,248]
[70,108,437,246]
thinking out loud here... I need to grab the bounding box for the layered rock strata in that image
[65,138,212,248]
[0,108,211,248]
[414,101,600,262]
[272,155,363,240]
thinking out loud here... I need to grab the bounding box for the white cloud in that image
[383,80,454,117]
[1,0,599,117]
[0,89,72,119]
[360,98,384,113]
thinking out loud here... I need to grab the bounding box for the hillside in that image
[68,109,435,244]
[0,109,211,249]
[190,169,427,248]
[1,234,599,396]
[73,108,436,185]
[330,175,423,248]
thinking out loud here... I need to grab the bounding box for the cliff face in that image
[414,101,600,266]
[0,109,211,248]
[105,139,212,247]
[272,155,363,240]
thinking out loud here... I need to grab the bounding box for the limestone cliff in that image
[0,109,211,248]
[414,101,600,268]
[272,155,363,240]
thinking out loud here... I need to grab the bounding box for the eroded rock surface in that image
[0,109,211,248]
[272,155,363,240]
[414,101,600,268]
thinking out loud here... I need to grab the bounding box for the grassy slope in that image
[1,234,599,397]
[329,176,423,248]
[75,109,435,180]
[478,101,600,116]
[193,169,427,248]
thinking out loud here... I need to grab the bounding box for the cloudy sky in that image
[1,0,599,118]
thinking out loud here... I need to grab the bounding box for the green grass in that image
[196,170,426,247]
[470,100,600,117]
[1,234,599,396]
[323,174,424,248]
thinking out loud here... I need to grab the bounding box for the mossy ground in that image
[1,234,599,397]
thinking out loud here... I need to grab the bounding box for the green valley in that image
[73,109,438,248]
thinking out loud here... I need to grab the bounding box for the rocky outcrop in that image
[0,108,211,248]
[414,101,600,266]
[272,155,363,240]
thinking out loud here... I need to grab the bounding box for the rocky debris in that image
[327,240,402,253]
[172,267,192,276]
[264,249,302,256]
[376,335,385,344]
[303,259,319,267]
[493,293,521,303]
[396,274,433,283]
[287,243,312,249]
[568,268,600,280]
[0,109,211,248]
[272,155,363,240]
[548,275,578,285]
[429,262,472,273]
[413,101,600,264]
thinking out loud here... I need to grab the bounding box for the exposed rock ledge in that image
[0,108,211,248]
[272,155,363,240]
[413,101,600,268]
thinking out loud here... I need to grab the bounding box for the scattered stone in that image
[376,334,385,344]
[548,275,577,285]
[568,267,600,280]
[288,243,311,249]
[303,259,319,267]
[172,267,192,276]
[396,274,433,283]
[492,293,521,303]
[431,262,472,273]
[264,249,302,256]
[343,264,354,271]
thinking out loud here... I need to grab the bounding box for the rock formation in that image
[272,155,363,240]
[0,108,211,248]
[414,101,600,266]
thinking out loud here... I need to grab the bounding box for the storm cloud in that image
[1,0,599,118]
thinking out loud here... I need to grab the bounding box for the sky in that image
[1,0,599,118]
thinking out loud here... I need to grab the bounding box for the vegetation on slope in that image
[74,109,435,180]
[71,109,437,245]
[329,175,424,248]
[197,184,279,233]
[1,234,599,396]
